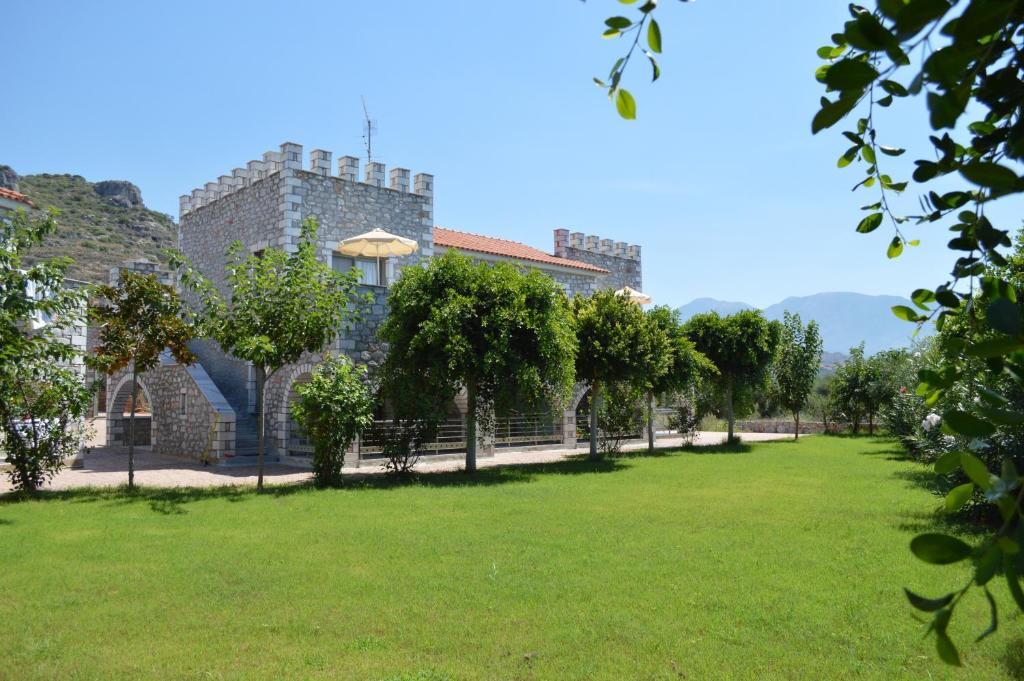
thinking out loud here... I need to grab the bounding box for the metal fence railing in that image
[493,413,563,448]
[357,419,468,459]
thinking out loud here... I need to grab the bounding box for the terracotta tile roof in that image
[433,227,609,274]
[0,187,34,207]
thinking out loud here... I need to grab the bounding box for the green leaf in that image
[645,51,660,82]
[960,162,1020,192]
[615,88,636,120]
[647,17,662,53]
[912,288,936,309]
[987,298,1022,335]
[977,404,1024,427]
[861,145,876,164]
[904,588,954,612]
[959,451,994,489]
[880,79,908,96]
[602,28,621,39]
[976,545,1002,586]
[838,146,859,168]
[944,483,974,512]
[911,533,972,565]
[887,237,903,259]
[891,305,921,321]
[857,213,883,233]
[967,336,1024,358]
[935,450,962,474]
[812,95,860,134]
[945,411,997,438]
[605,16,632,30]
[879,145,905,156]
[823,59,879,90]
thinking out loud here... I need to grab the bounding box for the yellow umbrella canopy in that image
[337,228,418,258]
[615,286,653,305]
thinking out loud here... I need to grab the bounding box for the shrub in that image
[379,419,433,476]
[290,355,374,486]
[0,359,92,494]
[598,382,645,455]
[667,397,700,446]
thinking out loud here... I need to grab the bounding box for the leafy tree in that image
[1,209,92,493]
[171,218,363,490]
[811,2,1024,659]
[290,354,374,486]
[379,250,576,473]
[640,306,715,452]
[829,344,871,433]
[774,312,823,439]
[573,289,653,459]
[91,271,195,489]
[682,310,781,443]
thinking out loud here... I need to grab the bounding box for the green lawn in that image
[1,437,1020,680]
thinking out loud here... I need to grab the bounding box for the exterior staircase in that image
[219,415,280,467]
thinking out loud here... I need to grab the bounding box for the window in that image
[332,254,387,287]
[179,390,187,417]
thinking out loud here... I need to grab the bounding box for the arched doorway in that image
[106,375,155,447]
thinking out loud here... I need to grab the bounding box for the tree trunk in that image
[868,412,875,435]
[465,381,477,474]
[726,380,735,443]
[256,365,268,491]
[794,411,800,441]
[589,381,601,460]
[647,391,655,454]
[128,366,138,490]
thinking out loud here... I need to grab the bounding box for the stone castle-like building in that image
[105,142,643,466]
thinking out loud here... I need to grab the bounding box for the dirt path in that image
[0,431,797,493]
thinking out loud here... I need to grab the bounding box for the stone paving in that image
[0,431,797,493]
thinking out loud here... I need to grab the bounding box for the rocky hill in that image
[3,165,177,283]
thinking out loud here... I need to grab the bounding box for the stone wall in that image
[553,229,642,292]
[178,142,433,456]
[106,356,236,462]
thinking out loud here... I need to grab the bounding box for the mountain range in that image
[676,292,930,355]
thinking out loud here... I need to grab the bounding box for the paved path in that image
[0,431,796,493]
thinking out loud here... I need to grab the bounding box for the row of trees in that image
[5,208,826,493]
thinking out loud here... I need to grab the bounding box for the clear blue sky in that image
[5,1,1020,308]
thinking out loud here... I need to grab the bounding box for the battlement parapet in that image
[180,141,432,219]
[553,228,641,262]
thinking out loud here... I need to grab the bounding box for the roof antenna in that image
[361,96,377,164]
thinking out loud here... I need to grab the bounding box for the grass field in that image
[1,437,1020,680]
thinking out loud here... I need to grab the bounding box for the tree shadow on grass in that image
[0,456,628,515]
[1002,636,1024,681]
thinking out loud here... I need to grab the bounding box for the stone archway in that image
[106,374,155,447]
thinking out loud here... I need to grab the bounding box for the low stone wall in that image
[732,419,848,435]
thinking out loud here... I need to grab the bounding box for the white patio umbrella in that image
[337,228,419,282]
[615,286,653,305]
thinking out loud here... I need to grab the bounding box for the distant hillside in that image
[676,297,754,320]
[8,167,177,283]
[677,292,931,355]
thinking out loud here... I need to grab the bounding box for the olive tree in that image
[682,310,780,443]
[171,218,363,490]
[379,250,576,473]
[91,271,195,489]
[773,311,823,439]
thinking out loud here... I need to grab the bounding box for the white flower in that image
[922,413,941,432]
